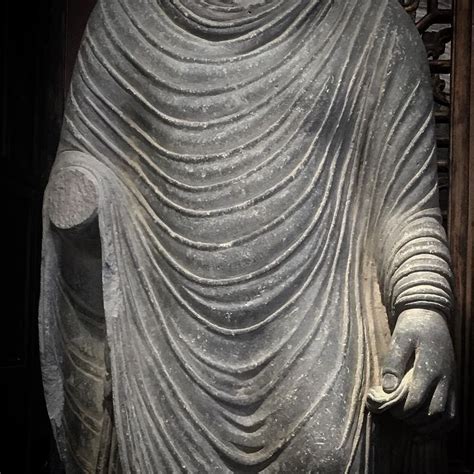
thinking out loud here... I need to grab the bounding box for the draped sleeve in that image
[39,1,455,471]
[367,7,453,323]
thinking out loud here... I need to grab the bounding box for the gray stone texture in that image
[40,0,456,472]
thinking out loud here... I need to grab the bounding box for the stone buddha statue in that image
[40,0,456,472]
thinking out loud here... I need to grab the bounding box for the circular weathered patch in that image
[48,168,98,230]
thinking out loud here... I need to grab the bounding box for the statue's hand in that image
[367,309,456,431]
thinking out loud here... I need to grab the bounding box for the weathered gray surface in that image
[40,0,456,472]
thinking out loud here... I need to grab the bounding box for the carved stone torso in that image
[40,1,455,472]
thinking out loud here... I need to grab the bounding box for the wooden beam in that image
[448,0,473,470]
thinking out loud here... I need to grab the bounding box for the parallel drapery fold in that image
[40,0,453,472]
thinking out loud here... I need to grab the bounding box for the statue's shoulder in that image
[383,1,429,66]
[367,0,431,85]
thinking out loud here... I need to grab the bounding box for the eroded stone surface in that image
[40,1,456,472]
[48,168,98,231]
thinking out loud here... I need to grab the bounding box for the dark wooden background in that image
[1,2,95,472]
[1,1,472,472]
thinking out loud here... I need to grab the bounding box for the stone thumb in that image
[381,332,414,393]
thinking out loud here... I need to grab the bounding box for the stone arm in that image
[365,124,456,430]
[365,24,456,429]
[368,209,456,429]
[45,163,118,472]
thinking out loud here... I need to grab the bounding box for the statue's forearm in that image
[46,164,116,471]
[375,213,453,322]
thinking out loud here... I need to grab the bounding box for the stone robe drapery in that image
[40,0,453,472]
